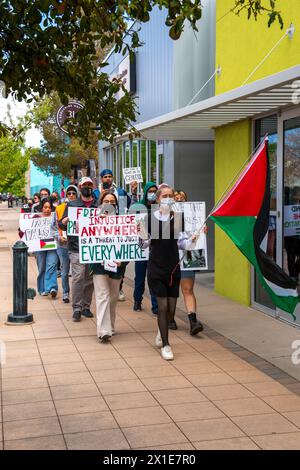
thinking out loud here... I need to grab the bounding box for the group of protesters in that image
[22,170,205,361]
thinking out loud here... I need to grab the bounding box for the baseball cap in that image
[79,177,93,187]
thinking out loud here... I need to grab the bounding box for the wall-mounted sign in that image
[110,53,136,100]
[56,101,84,134]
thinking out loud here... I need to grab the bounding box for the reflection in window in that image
[254,115,277,310]
[283,116,300,284]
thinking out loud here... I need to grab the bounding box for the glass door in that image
[278,109,300,324]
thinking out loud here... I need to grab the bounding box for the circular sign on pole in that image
[56,101,84,134]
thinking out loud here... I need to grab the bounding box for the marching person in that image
[174,190,204,335]
[54,184,79,303]
[59,177,98,322]
[138,185,194,361]
[132,181,158,314]
[35,197,59,298]
[90,190,126,342]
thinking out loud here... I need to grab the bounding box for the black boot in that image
[188,313,204,336]
[133,300,142,311]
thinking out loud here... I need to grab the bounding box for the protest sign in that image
[78,208,149,263]
[284,205,300,237]
[67,206,82,236]
[123,167,143,184]
[19,213,57,252]
[173,202,208,271]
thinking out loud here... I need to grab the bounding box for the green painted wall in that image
[216,0,300,94]
[215,119,252,305]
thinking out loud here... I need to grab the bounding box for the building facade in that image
[99,0,300,325]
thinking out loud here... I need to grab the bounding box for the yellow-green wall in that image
[216,0,300,94]
[214,1,300,304]
[215,119,252,305]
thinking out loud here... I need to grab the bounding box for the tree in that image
[29,93,99,176]
[0,1,283,143]
[0,136,30,196]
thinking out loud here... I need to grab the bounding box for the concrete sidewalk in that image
[2,205,300,450]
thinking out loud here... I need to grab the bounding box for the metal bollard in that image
[6,241,35,324]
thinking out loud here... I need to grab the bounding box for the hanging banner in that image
[19,213,57,252]
[123,167,143,184]
[173,201,208,271]
[78,209,149,263]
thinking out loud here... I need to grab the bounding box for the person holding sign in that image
[174,190,204,336]
[90,191,126,342]
[131,181,158,314]
[35,198,59,298]
[138,186,183,361]
[59,177,98,322]
[54,185,79,303]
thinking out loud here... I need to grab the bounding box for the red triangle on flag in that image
[40,240,47,248]
[212,140,268,218]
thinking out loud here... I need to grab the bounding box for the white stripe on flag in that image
[264,278,298,298]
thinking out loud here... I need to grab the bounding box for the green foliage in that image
[0,1,282,144]
[30,93,99,176]
[0,136,30,196]
[233,0,283,28]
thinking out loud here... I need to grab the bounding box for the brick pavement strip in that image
[1,205,300,450]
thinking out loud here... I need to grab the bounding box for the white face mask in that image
[160,197,174,213]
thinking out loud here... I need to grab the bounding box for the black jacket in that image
[58,197,98,253]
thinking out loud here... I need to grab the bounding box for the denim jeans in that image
[57,247,70,295]
[36,250,59,294]
[134,260,158,311]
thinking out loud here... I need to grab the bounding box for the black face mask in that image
[81,187,93,197]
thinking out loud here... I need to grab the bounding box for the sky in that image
[0,94,42,148]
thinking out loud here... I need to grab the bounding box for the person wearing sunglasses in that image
[54,185,79,303]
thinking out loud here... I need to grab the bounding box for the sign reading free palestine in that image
[78,208,149,263]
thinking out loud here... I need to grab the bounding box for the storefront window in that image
[140,141,147,182]
[254,115,278,310]
[150,141,156,182]
[283,116,300,284]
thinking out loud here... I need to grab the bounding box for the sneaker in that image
[118,290,125,302]
[168,320,178,330]
[72,310,81,322]
[133,300,142,311]
[155,330,163,348]
[99,334,111,343]
[50,289,57,299]
[81,309,94,318]
[63,293,70,303]
[161,345,174,361]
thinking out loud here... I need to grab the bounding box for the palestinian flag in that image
[40,238,56,250]
[210,138,299,319]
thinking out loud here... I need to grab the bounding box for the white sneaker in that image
[161,345,174,361]
[155,330,163,348]
[118,290,125,301]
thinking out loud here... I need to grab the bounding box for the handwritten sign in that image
[67,207,81,236]
[123,167,143,184]
[19,213,57,252]
[78,208,148,263]
[173,202,208,271]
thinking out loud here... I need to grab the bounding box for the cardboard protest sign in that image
[174,202,208,271]
[284,205,300,237]
[19,213,57,252]
[67,206,82,236]
[123,167,143,184]
[78,208,149,263]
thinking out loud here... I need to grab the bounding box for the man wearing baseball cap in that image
[59,177,98,322]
